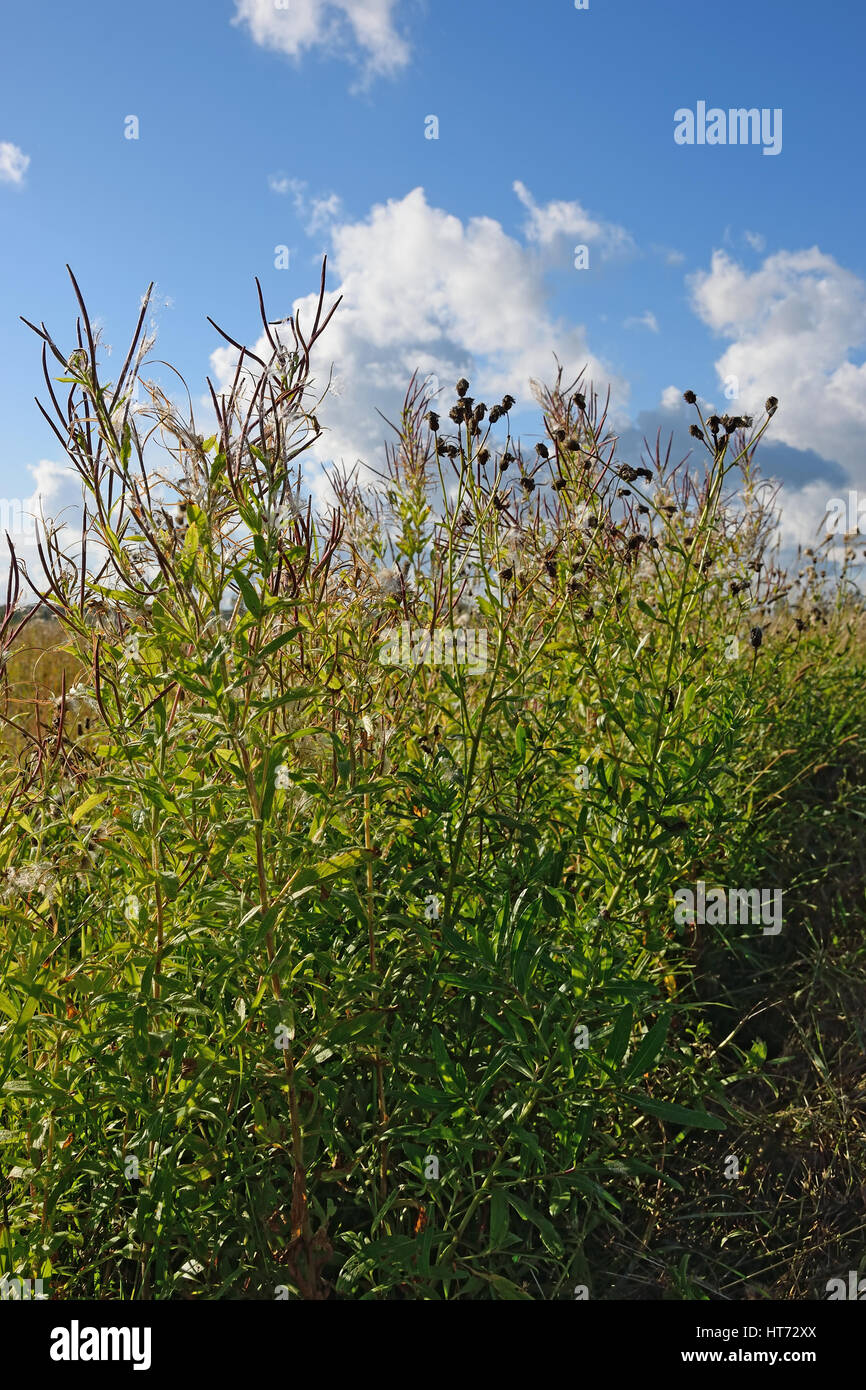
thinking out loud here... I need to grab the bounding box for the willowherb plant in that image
[0,264,853,1300]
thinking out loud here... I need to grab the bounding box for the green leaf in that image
[626,1092,725,1130]
[625,1016,671,1080]
[605,1002,633,1069]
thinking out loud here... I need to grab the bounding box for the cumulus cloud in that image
[689,248,866,482]
[513,180,635,261]
[0,141,30,186]
[210,185,628,496]
[231,0,410,81]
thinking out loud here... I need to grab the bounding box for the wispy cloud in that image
[0,141,30,186]
[624,310,659,333]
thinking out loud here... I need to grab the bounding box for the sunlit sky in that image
[1,0,864,563]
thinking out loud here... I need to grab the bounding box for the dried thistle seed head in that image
[638,504,650,515]
[499,565,514,581]
[488,404,502,424]
[683,389,697,404]
[473,403,487,423]
[553,427,567,442]
[448,405,464,424]
[535,442,549,459]
[707,414,721,433]
[636,467,653,481]
[566,436,580,451]
[795,617,806,632]
[573,392,586,411]
[456,377,470,398]
[617,488,631,498]
[689,424,704,440]
[492,493,509,511]
[544,559,557,577]
[519,475,536,491]
[552,476,568,491]
[500,394,516,412]
[425,411,440,432]
[477,447,490,465]
[617,464,639,482]
[750,626,763,649]
[766,396,779,414]
[740,415,753,428]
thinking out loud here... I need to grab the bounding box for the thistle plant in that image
[0,265,860,1300]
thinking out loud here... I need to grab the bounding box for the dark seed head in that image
[573,392,586,411]
[750,626,763,650]
[456,377,470,398]
[477,448,490,466]
[519,475,536,492]
[488,404,502,424]
[683,389,697,404]
[500,394,516,412]
[689,424,704,440]
[535,442,549,459]
[766,396,778,415]
[425,411,440,432]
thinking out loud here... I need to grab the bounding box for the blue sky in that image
[1,0,864,559]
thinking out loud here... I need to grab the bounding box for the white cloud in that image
[689,247,866,477]
[232,0,410,80]
[624,311,659,333]
[210,185,628,496]
[513,180,635,260]
[744,230,766,253]
[268,176,343,235]
[0,141,30,186]
[651,244,686,266]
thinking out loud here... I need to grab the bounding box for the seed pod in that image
[449,405,464,424]
[500,394,516,412]
[683,389,697,404]
[766,396,778,415]
[573,392,587,411]
[689,424,704,440]
[636,467,653,481]
[477,448,490,466]
[535,442,549,459]
[552,476,568,491]
[519,475,536,492]
[617,464,639,482]
[425,411,440,432]
[473,402,487,423]
[750,626,763,650]
[488,404,502,424]
[456,377,470,398]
